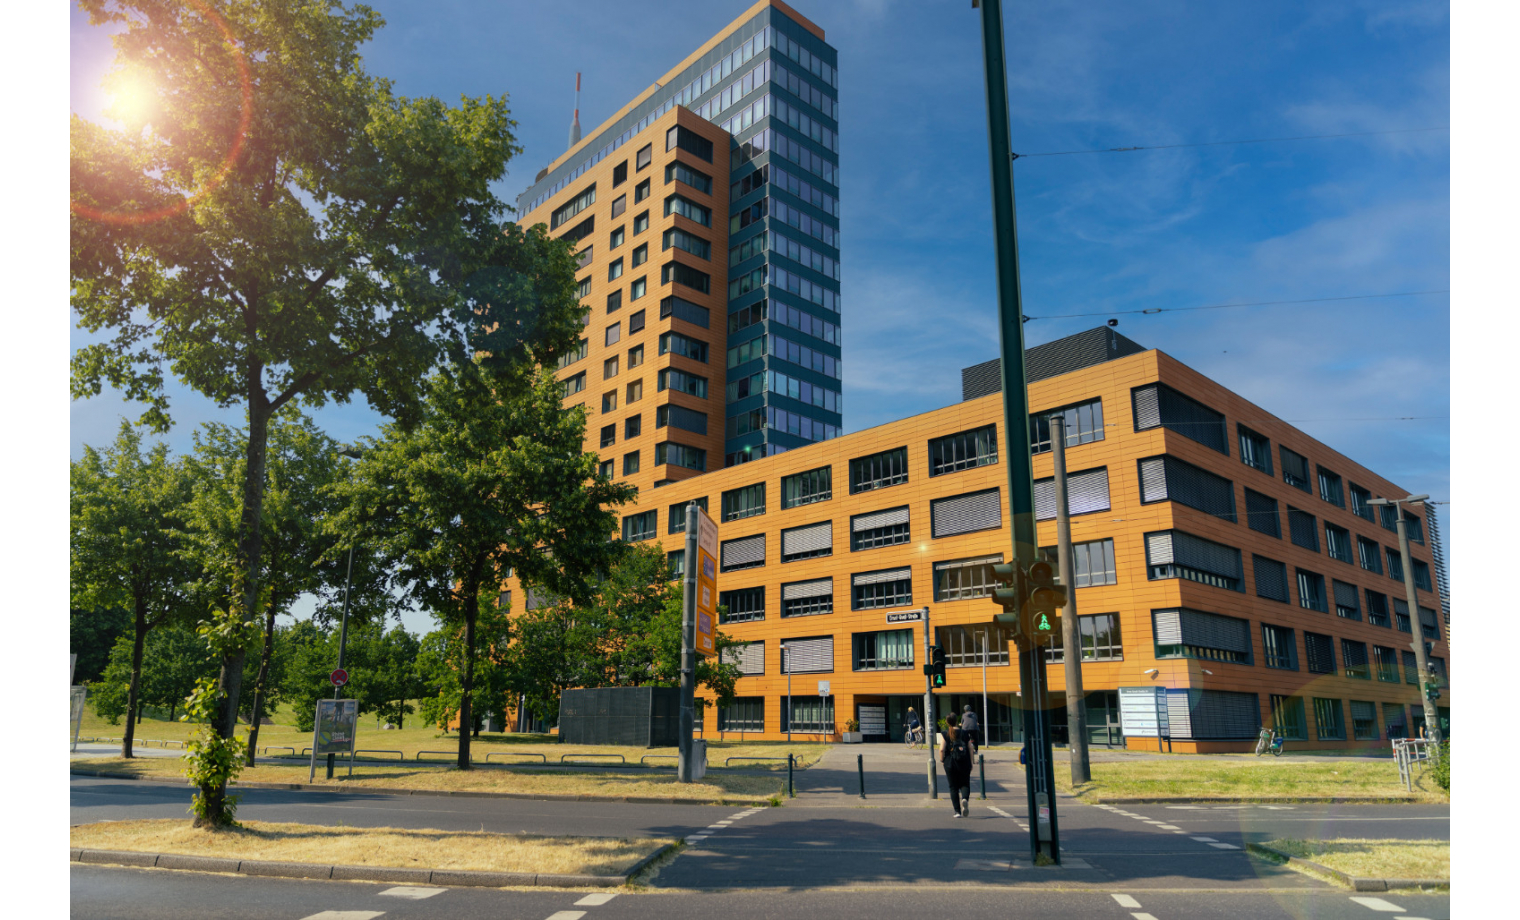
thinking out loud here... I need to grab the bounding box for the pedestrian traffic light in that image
[989,561,1024,627]
[1022,561,1065,647]
[930,645,947,688]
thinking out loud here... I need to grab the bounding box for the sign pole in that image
[923,606,937,798]
[679,502,699,783]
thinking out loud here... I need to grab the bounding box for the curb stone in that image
[1078,795,1422,805]
[70,842,679,888]
[68,770,773,807]
[1246,842,1450,891]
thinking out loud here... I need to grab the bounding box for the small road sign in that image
[330,668,349,687]
[818,680,830,697]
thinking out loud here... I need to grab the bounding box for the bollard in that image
[979,753,986,799]
[857,753,866,799]
[787,753,795,798]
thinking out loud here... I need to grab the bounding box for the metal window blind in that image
[723,641,765,675]
[1165,690,1193,740]
[781,578,832,600]
[1183,689,1261,739]
[935,554,1003,573]
[1333,580,1360,610]
[1304,633,1335,674]
[1288,509,1320,551]
[1342,640,1369,669]
[781,636,833,673]
[1146,530,1243,581]
[1132,384,1162,430]
[1034,468,1110,520]
[1373,645,1398,680]
[782,522,833,557]
[1280,447,1311,487]
[1402,650,1419,684]
[1245,489,1281,538]
[1419,607,1441,639]
[853,567,912,587]
[931,489,1002,538]
[1350,699,1377,739]
[853,506,910,531]
[1253,555,1289,602]
[1139,456,1236,521]
[1132,383,1228,453]
[1138,457,1168,503]
[662,404,708,435]
[1384,704,1406,735]
[1152,608,1251,653]
[1392,598,1412,631]
[721,534,765,569]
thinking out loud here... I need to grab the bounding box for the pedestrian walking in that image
[940,712,976,817]
[961,704,980,747]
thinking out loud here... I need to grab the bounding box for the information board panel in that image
[309,699,359,779]
[1118,686,1168,738]
[857,704,887,736]
[695,506,718,657]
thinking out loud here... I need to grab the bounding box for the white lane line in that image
[544,913,587,920]
[1156,825,1182,830]
[1208,842,1240,849]
[1392,916,1431,920]
[300,914,385,920]
[574,893,618,906]
[1349,897,1407,912]
[1131,914,1160,920]
[687,834,710,841]
[377,887,444,899]
[1191,836,1219,842]
[1111,893,1142,908]
[710,821,732,826]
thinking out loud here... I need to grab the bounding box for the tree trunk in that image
[244,603,280,766]
[169,702,175,723]
[122,605,148,758]
[458,590,479,770]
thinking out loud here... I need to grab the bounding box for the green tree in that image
[364,625,425,730]
[71,0,578,824]
[71,606,132,686]
[334,363,634,768]
[415,602,513,736]
[141,625,220,722]
[71,422,198,756]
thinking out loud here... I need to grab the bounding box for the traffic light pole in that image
[1392,504,1442,744]
[976,0,1058,864]
[1052,416,1091,785]
[923,608,938,798]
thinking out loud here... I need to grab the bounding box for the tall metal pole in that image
[981,631,989,745]
[1051,415,1091,784]
[679,502,699,782]
[786,650,793,744]
[976,0,1057,863]
[922,610,938,798]
[1392,503,1443,744]
[327,540,356,779]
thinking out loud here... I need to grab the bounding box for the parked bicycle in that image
[1254,727,1285,757]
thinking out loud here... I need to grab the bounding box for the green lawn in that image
[1056,758,1445,802]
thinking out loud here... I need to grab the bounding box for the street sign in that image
[818,680,830,697]
[310,698,359,781]
[694,506,718,657]
[885,609,924,624]
[330,668,349,687]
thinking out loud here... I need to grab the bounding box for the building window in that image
[630,276,646,299]
[626,380,643,404]
[852,506,911,551]
[929,424,998,476]
[1030,398,1104,454]
[1245,489,1281,538]
[1297,569,1328,612]
[781,521,833,562]
[722,483,766,522]
[661,260,711,293]
[1419,605,1441,641]
[1379,502,1399,533]
[610,226,625,249]
[625,414,641,439]
[664,194,712,228]
[599,424,615,448]
[1374,645,1400,682]
[938,624,1011,666]
[1137,455,1236,522]
[1350,700,1378,740]
[603,357,619,380]
[1358,537,1383,575]
[1366,590,1390,627]
[1326,524,1353,564]
[1262,624,1297,670]
[1270,695,1307,741]
[718,697,763,732]
[1318,467,1344,507]
[1076,613,1123,661]
[550,183,596,230]
[636,143,652,170]
[667,549,684,580]
[1038,539,1117,587]
[623,451,640,476]
[633,211,649,234]
[1152,608,1252,664]
[1413,560,1433,592]
[931,488,1003,539]
[561,371,586,398]
[1393,599,1412,633]
[851,568,913,610]
[1131,383,1228,454]
[555,338,588,370]
[1238,425,1272,475]
[782,466,832,508]
[627,344,645,368]
[655,441,705,471]
[719,586,765,624]
[1404,514,1426,545]
[634,178,650,204]
[621,510,656,542]
[1314,698,1345,741]
[576,276,591,299]
[632,243,648,267]
[608,257,624,281]
[605,323,621,347]
[1385,548,1404,583]
[667,497,708,534]
[720,533,765,572]
[666,125,713,162]
[781,580,833,618]
[662,227,712,260]
[601,391,617,413]
[657,368,707,398]
[656,404,706,436]
[1350,483,1375,521]
[598,458,613,479]
[1333,580,1361,620]
[659,333,709,366]
[849,447,909,494]
[575,244,593,269]
[606,289,622,314]
[1145,530,1244,592]
[665,161,713,194]
[1280,446,1311,492]
[1288,508,1320,552]
[933,554,1002,601]
[612,161,628,187]
[1304,632,1335,674]
[1342,640,1370,680]
[611,194,626,219]
[781,696,835,734]
[1252,555,1290,603]
[852,629,915,671]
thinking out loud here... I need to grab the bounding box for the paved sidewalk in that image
[791,743,1025,807]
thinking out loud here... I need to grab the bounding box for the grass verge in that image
[71,818,668,876]
[72,757,780,802]
[1258,837,1449,882]
[1056,758,1446,802]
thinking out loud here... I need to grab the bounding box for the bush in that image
[1430,739,1450,793]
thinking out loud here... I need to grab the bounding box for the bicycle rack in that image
[559,753,625,765]
[354,750,404,762]
[484,752,548,764]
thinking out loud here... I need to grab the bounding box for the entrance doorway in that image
[1084,690,1123,747]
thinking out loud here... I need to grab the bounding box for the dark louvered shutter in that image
[1253,555,1289,602]
[1288,509,1320,551]
[1245,489,1281,538]
[1303,633,1336,674]
[1172,531,1244,582]
[1186,689,1261,739]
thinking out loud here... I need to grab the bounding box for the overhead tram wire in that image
[1022,290,1449,322]
[1009,127,1449,161]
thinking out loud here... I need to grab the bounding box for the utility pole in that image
[678,502,699,782]
[327,446,362,780]
[1370,495,1442,744]
[923,608,938,798]
[974,0,1058,864]
[981,631,989,745]
[1051,415,1091,784]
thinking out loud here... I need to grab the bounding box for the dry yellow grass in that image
[71,819,668,876]
[1056,758,1446,802]
[1260,838,1450,881]
[72,757,781,802]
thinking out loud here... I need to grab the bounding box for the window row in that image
[730,193,839,250]
[727,297,841,348]
[729,262,841,314]
[724,367,843,416]
[729,228,841,283]
[741,128,837,188]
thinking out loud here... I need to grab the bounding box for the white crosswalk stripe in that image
[300,913,385,920]
[574,893,619,906]
[378,887,443,899]
[1348,896,1407,912]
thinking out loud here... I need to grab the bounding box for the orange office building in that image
[508,2,1448,751]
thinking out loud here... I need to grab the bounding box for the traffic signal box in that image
[990,560,1066,646]
[925,645,947,687]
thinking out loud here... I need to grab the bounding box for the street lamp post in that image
[327,447,363,779]
[980,631,989,744]
[780,643,792,744]
[1367,494,1442,744]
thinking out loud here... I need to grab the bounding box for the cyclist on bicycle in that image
[906,707,922,746]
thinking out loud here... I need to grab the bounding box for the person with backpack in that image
[961,704,980,747]
[940,712,977,817]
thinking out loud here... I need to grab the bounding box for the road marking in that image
[1156,825,1182,830]
[1131,914,1160,920]
[711,821,732,826]
[686,835,709,841]
[707,823,729,829]
[955,858,1013,871]
[1349,897,1406,912]
[300,913,385,920]
[1111,894,1142,908]
[574,893,618,906]
[1208,842,1240,849]
[1191,836,1219,842]
[377,887,443,899]
[544,913,587,920]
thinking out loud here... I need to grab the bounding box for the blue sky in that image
[68,0,1451,632]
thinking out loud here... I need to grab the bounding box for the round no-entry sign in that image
[330,668,349,687]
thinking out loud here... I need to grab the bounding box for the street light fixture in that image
[1365,494,1441,744]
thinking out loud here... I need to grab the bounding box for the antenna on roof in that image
[568,72,582,149]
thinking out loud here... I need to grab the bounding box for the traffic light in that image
[930,645,947,688]
[1022,561,1065,647]
[990,562,1025,630]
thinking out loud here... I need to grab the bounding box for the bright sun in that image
[108,73,156,126]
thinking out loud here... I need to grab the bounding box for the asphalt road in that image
[72,864,1453,920]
